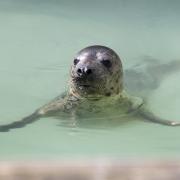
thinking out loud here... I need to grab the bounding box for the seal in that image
[0,45,180,132]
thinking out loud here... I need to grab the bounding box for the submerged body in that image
[39,90,143,118]
[0,45,180,132]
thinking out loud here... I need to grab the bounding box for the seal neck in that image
[69,87,124,101]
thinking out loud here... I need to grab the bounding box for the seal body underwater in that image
[0,45,180,132]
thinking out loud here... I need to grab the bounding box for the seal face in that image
[70,45,123,98]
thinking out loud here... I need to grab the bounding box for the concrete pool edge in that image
[0,159,180,180]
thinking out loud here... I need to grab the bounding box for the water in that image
[0,0,180,160]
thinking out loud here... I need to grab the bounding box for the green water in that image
[0,0,180,160]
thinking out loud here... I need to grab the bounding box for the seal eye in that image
[101,59,112,68]
[74,59,79,65]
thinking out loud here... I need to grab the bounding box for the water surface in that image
[0,0,180,160]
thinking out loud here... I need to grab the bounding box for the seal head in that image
[70,45,123,98]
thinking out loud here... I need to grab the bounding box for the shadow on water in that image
[124,57,180,98]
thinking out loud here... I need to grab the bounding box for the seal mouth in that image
[72,78,93,88]
[78,84,91,88]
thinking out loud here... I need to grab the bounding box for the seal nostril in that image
[77,68,92,76]
[86,69,92,75]
[77,68,82,74]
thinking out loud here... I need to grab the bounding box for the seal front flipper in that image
[0,93,68,132]
[0,111,40,132]
[137,107,180,126]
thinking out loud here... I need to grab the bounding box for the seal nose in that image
[77,67,92,77]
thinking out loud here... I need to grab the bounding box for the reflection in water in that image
[55,112,141,130]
